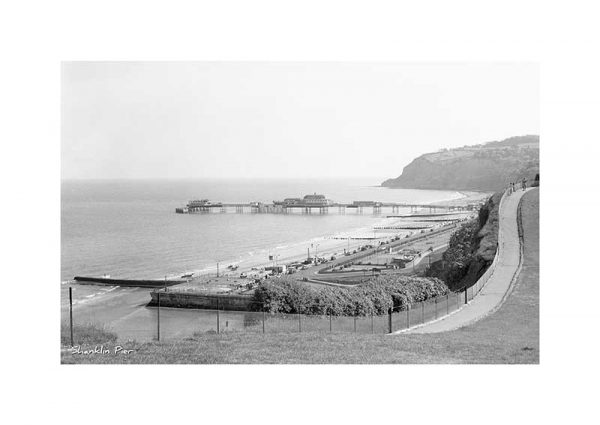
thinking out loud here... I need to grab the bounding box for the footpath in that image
[402,187,533,334]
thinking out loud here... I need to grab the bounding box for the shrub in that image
[425,192,501,290]
[252,275,448,316]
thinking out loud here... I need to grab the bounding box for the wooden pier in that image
[176,200,477,215]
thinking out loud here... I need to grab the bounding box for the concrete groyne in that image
[74,276,186,288]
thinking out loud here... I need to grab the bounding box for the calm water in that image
[61,178,462,281]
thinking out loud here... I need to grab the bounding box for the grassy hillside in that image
[61,189,539,364]
[382,135,539,191]
[62,190,538,364]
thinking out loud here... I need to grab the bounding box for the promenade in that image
[402,187,533,334]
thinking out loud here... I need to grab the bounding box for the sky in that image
[61,62,539,181]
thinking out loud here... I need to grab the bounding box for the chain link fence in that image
[63,184,522,345]
[63,284,491,344]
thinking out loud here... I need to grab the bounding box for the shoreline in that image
[166,191,479,281]
[62,190,484,306]
[171,190,481,282]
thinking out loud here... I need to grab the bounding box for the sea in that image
[61,178,464,283]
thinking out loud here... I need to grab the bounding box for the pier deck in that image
[176,201,478,215]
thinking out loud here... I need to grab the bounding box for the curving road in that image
[402,187,533,334]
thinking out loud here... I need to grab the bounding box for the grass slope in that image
[62,190,539,364]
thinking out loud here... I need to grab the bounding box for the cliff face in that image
[381,135,539,192]
[424,192,502,291]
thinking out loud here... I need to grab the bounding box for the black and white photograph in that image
[60,62,539,364]
[3,1,599,424]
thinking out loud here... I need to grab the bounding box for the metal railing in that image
[63,285,483,344]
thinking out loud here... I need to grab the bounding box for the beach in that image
[61,178,483,340]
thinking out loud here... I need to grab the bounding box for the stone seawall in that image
[149,291,256,311]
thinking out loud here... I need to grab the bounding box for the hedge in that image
[252,275,449,316]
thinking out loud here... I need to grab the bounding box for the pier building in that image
[175,193,480,215]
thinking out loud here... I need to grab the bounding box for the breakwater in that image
[74,276,186,288]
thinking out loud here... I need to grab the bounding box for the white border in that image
[3,0,599,424]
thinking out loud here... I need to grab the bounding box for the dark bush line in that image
[425,191,502,290]
[252,275,449,316]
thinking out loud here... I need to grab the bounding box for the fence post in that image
[216,298,220,334]
[69,287,74,346]
[464,288,468,305]
[157,291,161,341]
[388,308,392,333]
[262,310,265,334]
[446,293,449,315]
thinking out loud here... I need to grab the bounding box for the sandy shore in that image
[63,192,484,305]
[172,209,475,294]
[430,191,492,207]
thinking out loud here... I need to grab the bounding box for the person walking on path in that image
[521,178,527,191]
